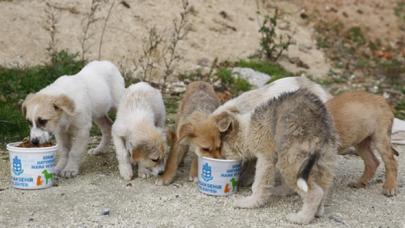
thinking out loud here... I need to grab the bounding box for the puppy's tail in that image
[296,150,320,192]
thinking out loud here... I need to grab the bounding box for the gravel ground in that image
[0,142,404,228]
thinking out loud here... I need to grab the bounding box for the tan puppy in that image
[156,81,220,185]
[182,90,338,224]
[326,91,398,196]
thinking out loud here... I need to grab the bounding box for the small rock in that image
[342,11,349,17]
[28,218,34,222]
[325,6,338,13]
[101,208,110,216]
[126,183,133,187]
[231,67,271,88]
[175,194,179,198]
[329,213,345,224]
[168,81,186,94]
[278,21,289,30]
[300,9,308,19]
[197,57,210,67]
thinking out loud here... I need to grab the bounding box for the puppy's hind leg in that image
[88,115,113,155]
[372,133,398,196]
[234,153,275,208]
[286,180,323,224]
[348,138,379,189]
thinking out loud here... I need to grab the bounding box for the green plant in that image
[235,59,290,82]
[258,8,292,61]
[216,67,251,94]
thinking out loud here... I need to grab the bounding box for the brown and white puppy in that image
[183,89,338,224]
[22,61,125,177]
[112,82,167,180]
[326,91,398,196]
[156,81,220,185]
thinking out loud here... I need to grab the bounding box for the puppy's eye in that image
[151,158,160,163]
[27,120,32,126]
[37,118,48,127]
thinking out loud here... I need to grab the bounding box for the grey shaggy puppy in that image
[212,89,338,224]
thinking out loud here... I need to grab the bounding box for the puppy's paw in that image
[383,184,397,197]
[88,148,105,156]
[156,176,172,186]
[59,168,79,178]
[139,172,151,179]
[234,196,264,208]
[119,165,133,181]
[188,175,198,183]
[315,205,325,217]
[286,212,313,225]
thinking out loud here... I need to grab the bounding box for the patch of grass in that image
[345,26,366,45]
[0,51,85,145]
[216,67,251,94]
[395,101,405,120]
[234,59,291,82]
[394,2,405,21]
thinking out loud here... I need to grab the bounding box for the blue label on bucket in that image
[12,176,34,187]
[199,161,241,195]
[201,163,214,182]
[12,156,24,176]
[31,155,55,169]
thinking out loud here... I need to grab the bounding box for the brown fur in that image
[326,91,398,196]
[156,81,220,185]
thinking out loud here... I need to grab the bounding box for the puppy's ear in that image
[54,95,75,116]
[177,123,195,143]
[215,111,236,133]
[132,142,147,162]
[21,93,34,116]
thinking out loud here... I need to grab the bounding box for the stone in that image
[231,67,271,88]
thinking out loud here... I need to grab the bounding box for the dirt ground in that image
[0,141,404,227]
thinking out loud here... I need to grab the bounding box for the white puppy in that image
[22,61,125,177]
[112,82,167,180]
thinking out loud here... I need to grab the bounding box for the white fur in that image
[29,61,125,177]
[297,178,308,192]
[112,82,166,180]
[214,76,331,114]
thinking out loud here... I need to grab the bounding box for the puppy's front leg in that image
[54,131,71,175]
[60,128,90,178]
[113,134,133,180]
[235,153,275,208]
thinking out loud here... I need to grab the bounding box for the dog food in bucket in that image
[198,156,241,196]
[7,142,57,189]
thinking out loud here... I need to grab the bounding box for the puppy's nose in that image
[31,138,39,145]
[158,170,164,176]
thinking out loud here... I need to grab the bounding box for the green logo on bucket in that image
[12,156,24,176]
[42,170,53,184]
[201,163,213,182]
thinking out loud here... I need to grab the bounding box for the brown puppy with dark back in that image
[156,81,220,185]
[326,91,398,196]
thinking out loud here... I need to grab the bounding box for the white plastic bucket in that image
[198,156,241,196]
[7,142,57,190]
